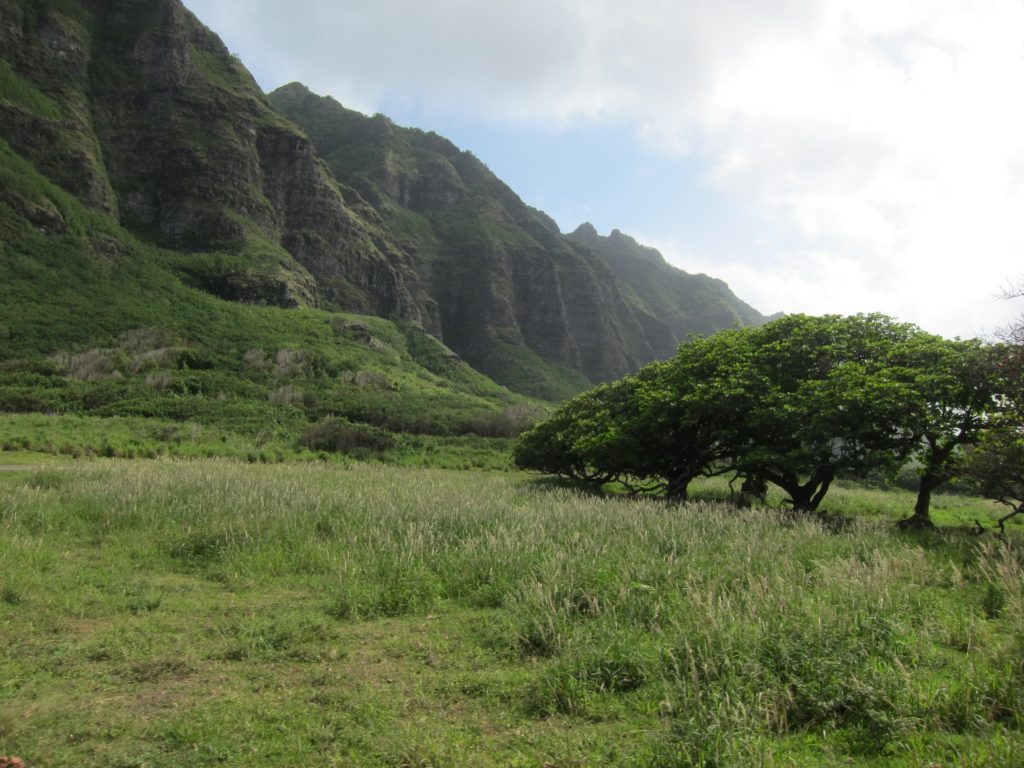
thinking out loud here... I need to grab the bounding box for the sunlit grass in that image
[687,473,1016,530]
[0,459,1021,766]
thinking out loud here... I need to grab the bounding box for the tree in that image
[516,313,992,518]
[894,338,1005,529]
[610,330,755,500]
[962,422,1024,533]
[514,351,733,499]
[960,291,1024,533]
[729,314,925,511]
[513,383,625,485]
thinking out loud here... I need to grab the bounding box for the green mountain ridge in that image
[267,82,767,393]
[1,0,766,415]
[0,0,532,451]
[566,223,766,341]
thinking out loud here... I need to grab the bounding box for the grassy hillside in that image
[2,0,767,405]
[0,459,1021,766]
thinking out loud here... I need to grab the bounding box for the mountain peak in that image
[273,81,314,97]
[571,222,599,239]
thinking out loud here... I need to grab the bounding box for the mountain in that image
[0,0,530,447]
[268,83,767,396]
[0,0,765,410]
[566,224,765,342]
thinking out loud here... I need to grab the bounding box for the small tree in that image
[514,331,752,499]
[514,382,628,486]
[636,330,756,499]
[894,338,1005,529]
[962,422,1024,533]
[960,295,1024,533]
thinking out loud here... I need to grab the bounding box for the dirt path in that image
[0,465,36,471]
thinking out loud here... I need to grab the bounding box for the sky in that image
[181,0,1024,339]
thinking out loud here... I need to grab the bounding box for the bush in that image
[298,418,395,456]
[471,402,548,438]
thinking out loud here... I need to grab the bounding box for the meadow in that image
[1,458,1022,766]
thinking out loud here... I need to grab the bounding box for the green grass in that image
[0,414,517,469]
[0,60,61,119]
[1,459,1021,766]
[684,474,1020,531]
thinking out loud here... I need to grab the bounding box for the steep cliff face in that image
[269,84,766,395]
[270,84,671,397]
[85,0,431,320]
[0,0,117,213]
[567,224,767,346]
[0,0,428,318]
[1,0,765,401]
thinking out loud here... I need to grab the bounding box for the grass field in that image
[1,458,1022,766]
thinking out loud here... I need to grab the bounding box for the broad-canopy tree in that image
[962,422,1024,533]
[513,381,627,485]
[516,312,1003,518]
[514,333,749,499]
[641,329,757,499]
[960,300,1024,532]
[727,314,924,511]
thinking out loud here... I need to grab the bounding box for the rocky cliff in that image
[2,0,428,318]
[0,0,765,400]
[566,224,766,344]
[269,84,766,396]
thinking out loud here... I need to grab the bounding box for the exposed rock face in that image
[2,0,425,318]
[270,84,765,393]
[567,225,767,349]
[0,1,117,213]
[86,0,271,246]
[1,0,765,398]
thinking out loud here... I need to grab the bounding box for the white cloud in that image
[685,0,1024,338]
[183,0,1024,338]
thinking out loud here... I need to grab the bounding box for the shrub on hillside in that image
[51,348,124,381]
[118,327,180,353]
[268,385,304,406]
[241,348,271,374]
[298,418,395,456]
[274,348,311,378]
[472,402,549,438]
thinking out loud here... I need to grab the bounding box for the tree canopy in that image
[960,298,1024,532]
[516,313,1007,519]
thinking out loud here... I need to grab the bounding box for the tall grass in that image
[0,460,1021,766]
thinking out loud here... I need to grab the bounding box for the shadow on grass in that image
[520,475,610,498]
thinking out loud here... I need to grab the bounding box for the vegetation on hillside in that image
[268,82,766,396]
[0,135,544,460]
[2,3,1022,766]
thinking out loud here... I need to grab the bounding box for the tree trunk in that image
[899,468,946,530]
[809,474,833,511]
[995,502,1023,533]
[783,467,834,512]
[899,440,951,530]
[764,471,813,512]
[666,473,692,502]
[737,474,768,507]
[787,483,816,512]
